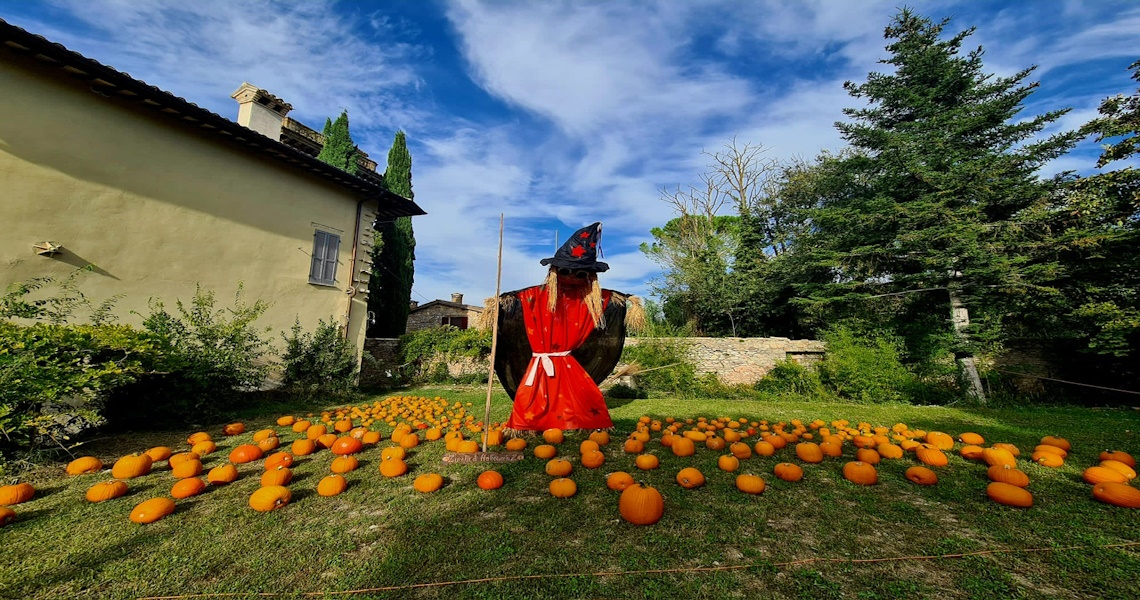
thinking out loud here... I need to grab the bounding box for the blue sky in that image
[2,0,1137,305]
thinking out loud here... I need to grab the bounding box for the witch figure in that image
[485,222,643,434]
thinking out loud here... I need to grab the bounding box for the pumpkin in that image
[291,438,317,456]
[1034,444,1067,459]
[853,435,876,449]
[333,419,354,433]
[306,424,328,440]
[795,442,824,464]
[505,438,527,451]
[85,480,127,503]
[331,436,364,456]
[315,433,338,449]
[545,459,573,477]
[982,447,1017,468]
[543,428,565,444]
[171,477,207,499]
[718,455,741,472]
[130,497,176,523]
[1031,451,1064,468]
[607,471,635,491]
[191,440,217,456]
[735,474,766,495]
[634,454,660,471]
[252,428,276,442]
[855,448,881,465]
[1099,450,1136,468]
[987,482,1033,508]
[987,465,1030,488]
[418,427,438,442]
[1100,460,1137,480]
[1083,466,1128,485]
[379,458,408,478]
[752,441,776,457]
[413,473,444,493]
[276,416,295,427]
[843,461,878,485]
[168,452,199,469]
[399,433,421,449]
[0,507,15,527]
[534,444,558,460]
[207,464,239,485]
[264,452,294,471]
[362,431,382,445]
[317,475,348,497]
[992,442,1021,457]
[477,470,504,490]
[705,436,726,451]
[958,432,985,446]
[877,443,904,460]
[66,456,103,475]
[619,483,664,524]
[581,450,606,469]
[774,462,804,482]
[171,459,203,479]
[145,446,173,463]
[249,485,291,512]
[456,440,479,453]
[257,436,281,452]
[676,467,705,489]
[112,454,153,479]
[959,445,985,461]
[223,422,245,436]
[381,446,407,461]
[1092,481,1140,508]
[900,439,921,452]
[229,444,263,465]
[187,431,212,446]
[291,419,311,433]
[579,440,601,454]
[725,442,749,460]
[660,433,676,448]
[261,466,293,487]
[331,456,359,474]
[924,431,955,451]
[915,444,949,467]
[623,439,644,454]
[905,466,938,485]
[1039,436,1070,452]
[549,478,577,498]
[767,435,787,450]
[589,431,610,446]
[819,441,843,458]
[671,437,696,457]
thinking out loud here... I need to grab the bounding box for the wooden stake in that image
[481,214,505,453]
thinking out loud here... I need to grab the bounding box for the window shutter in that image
[310,230,327,282]
[324,234,340,282]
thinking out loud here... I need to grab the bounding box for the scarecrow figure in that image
[483,222,643,434]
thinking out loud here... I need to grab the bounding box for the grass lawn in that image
[3,386,1140,599]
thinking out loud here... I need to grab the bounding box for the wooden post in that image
[481,214,505,452]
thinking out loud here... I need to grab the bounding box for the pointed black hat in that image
[540,222,609,273]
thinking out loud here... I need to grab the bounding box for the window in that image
[309,229,340,286]
[441,316,468,330]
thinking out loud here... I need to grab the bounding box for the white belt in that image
[523,351,572,386]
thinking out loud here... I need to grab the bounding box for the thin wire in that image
[992,368,1140,396]
[135,541,1140,599]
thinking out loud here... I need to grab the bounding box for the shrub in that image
[280,317,358,391]
[816,325,915,404]
[756,359,826,397]
[396,326,491,384]
[621,338,699,395]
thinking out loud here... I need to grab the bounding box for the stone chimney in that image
[409,300,419,309]
[231,82,293,140]
[450,293,464,304]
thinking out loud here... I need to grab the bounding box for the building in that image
[405,293,484,332]
[0,19,425,368]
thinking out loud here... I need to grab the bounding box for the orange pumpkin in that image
[718,454,741,472]
[291,438,317,456]
[264,452,295,471]
[959,445,985,460]
[413,473,444,493]
[676,467,705,489]
[477,470,504,490]
[252,428,277,442]
[399,433,421,449]
[905,466,938,485]
[306,424,328,440]
[795,442,824,464]
[171,459,203,479]
[843,461,878,485]
[1039,436,1070,452]
[542,428,565,444]
[735,474,766,495]
[634,454,660,471]
[581,450,606,469]
[877,443,904,460]
[533,444,558,459]
[331,436,365,456]
[257,436,281,453]
[187,431,212,446]
[549,477,577,498]
[752,441,776,457]
[987,465,1030,488]
[0,507,15,527]
[317,475,348,497]
[671,437,696,457]
[924,431,955,451]
[362,431,382,445]
[261,466,293,487]
[579,440,600,454]
[1092,481,1140,508]
[589,431,610,446]
[130,497,176,523]
[1083,466,1128,485]
[1099,450,1136,468]
[191,440,217,456]
[145,446,173,463]
[111,453,154,480]
[207,464,239,485]
[85,480,127,503]
[729,442,753,460]
[229,444,263,465]
[607,471,635,491]
[1100,460,1137,480]
[379,458,408,478]
[249,486,291,512]
[1034,444,1067,459]
[171,477,207,499]
[705,436,726,451]
[773,462,803,482]
[277,416,296,427]
[331,455,359,474]
[505,438,527,451]
[545,459,573,477]
[982,447,1017,468]
[623,439,644,454]
[819,441,843,458]
[223,422,245,436]
[67,456,104,475]
[915,444,949,467]
[1031,451,1064,468]
[992,442,1021,456]
[619,483,664,524]
[987,482,1033,508]
[292,419,312,433]
[315,433,338,449]
[958,432,985,446]
[381,446,407,461]
[855,448,881,465]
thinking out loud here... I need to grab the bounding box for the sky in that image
[2,0,1137,306]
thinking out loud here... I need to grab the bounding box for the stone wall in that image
[359,338,400,388]
[405,304,484,332]
[360,336,825,387]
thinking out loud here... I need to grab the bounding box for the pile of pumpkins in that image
[2,401,1138,529]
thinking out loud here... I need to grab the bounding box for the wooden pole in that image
[481,214,505,452]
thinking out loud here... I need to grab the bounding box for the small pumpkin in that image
[579,440,600,454]
[1092,481,1140,508]
[362,431,382,445]
[333,419,354,433]
[249,485,291,512]
[1031,451,1064,468]
[1100,460,1137,480]
[704,436,726,451]
[381,446,407,461]
[191,440,217,456]
[549,477,577,498]
[222,422,245,436]
[306,424,328,440]
[987,464,1030,488]
[112,454,154,479]
[317,475,348,497]
[1083,466,1128,485]
[958,432,985,446]
[987,482,1033,508]
[545,459,573,477]
[291,438,317,456]
[315,433,338,449]
[399,433,421,449]
[877,443,904,460]
[905,466,938,486]
[925,431,955,451]
[229,444,264,465]
[168,452,199,469]
[623,439,644,454]
[619,483,664,524]
[676,467,705,489]
[331,436,365,456]
[718,454,741,472]
[581,450,606,469]
[1099,450,1136,468]
[252,428,277,442]
[277,415,296,427]
[207,464,239,485]
[171,459,204,479]
[145,446,173,463]
[729,442,752,460]
[735,474,766,495]
[795,442,824,464]
[752,441,776,457]
[855,448,881,465]
[379,458,408,478]
[85,480,127,503]
[264,452,295,471]
[773,462,803,482]
[331,455,359,474]
[982,447,1017,468]
[670,437,696,457]
[67,456,104,475]
[819,441,843,458]
[534,444,558,460]
[261,466,293,487]
[0,507,14,527]
[606,471,635,491]
[915,444,948,468]
[413,473,444,493]
[843,461,878,485]
[634,454,660,471]
[130,497,176,523]
[959,445,985,461]
[291,419,312,433]
[991,442,1021,456]
[456,440,479,453]
[257,436,281,452]
[1034,444,1067,459]
[477,470,504,490]
[1039,436,1071,452]
[505,438,527,451]
[589,431,611,446]
[542,428,565,444]
[187,431,212,446]
[171,478,207,499]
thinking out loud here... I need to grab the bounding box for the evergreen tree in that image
[316,111,358,175]
[368,131,416,337]
[802,9,1080,401]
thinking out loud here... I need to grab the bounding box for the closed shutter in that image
[309,230,340,285]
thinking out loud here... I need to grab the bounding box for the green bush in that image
[621,338,699,394]
[756,359,826,397]
[396,326,491,384]
[281,317,358,391]
[816,325,915,404]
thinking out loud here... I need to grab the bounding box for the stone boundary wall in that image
[360,336,826,387]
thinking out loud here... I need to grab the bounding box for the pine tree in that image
[316,111,358,175]
[368,131,416,337]
[803,9,1079,402]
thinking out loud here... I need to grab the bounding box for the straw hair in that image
[545,267,606,329]
[624,295,646,334]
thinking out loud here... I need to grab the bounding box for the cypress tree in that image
[368,131,416,337]
[315,111,358,175]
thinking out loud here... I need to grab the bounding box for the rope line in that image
[991,368,1140,396]
[135,540,1140,599]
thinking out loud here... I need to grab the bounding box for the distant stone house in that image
[406,293,484,332]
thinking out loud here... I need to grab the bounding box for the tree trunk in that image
[949,287,986,404]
